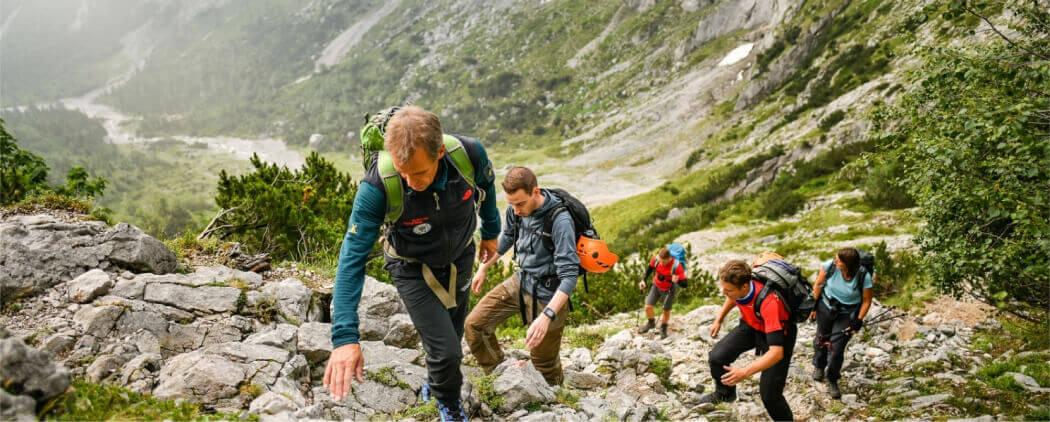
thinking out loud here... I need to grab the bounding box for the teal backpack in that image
[359,106,484,223]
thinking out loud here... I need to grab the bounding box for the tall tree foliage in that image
[1,118,107,205]
[209,152,357,261]
[868,1,1049,322]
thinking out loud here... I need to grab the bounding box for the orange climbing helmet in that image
[577,236,618,273]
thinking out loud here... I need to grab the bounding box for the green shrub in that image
[818,109,846,132]
[867,0,1049,323]
[684,148,705,169]
[1,119,50,205]
[860,159,915,209]
[1,119,107,206]
[209,152,356,262]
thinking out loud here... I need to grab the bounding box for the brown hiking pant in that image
[464,274,569,385]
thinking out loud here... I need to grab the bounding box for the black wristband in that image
[542,307,557,320]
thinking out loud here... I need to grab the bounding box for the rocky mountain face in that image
[4,0,941,203]
[1,212,1035,421]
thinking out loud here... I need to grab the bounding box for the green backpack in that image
[359,106,483,223]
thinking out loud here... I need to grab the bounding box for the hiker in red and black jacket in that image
[700,260,796,421]
[637,247,687,339]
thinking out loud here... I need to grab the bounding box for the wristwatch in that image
[542,307,557,320]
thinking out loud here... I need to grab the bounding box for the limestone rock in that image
[382,313,419,348]
[262,278,313,324]
[297,322,333,364]
[143,283,241,314]
[68,269,114,303]
[0,336,72,412]
[0,215,174,302]
[492,359,556,413]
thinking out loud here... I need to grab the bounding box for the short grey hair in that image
[384,105,443,164]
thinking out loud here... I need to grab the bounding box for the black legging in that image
[812,298,854,382]
[708,322,796,421]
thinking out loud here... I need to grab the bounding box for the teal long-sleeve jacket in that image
[330,141,499,348]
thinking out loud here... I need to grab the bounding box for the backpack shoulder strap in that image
[671,258,681,275]
[539,204,568,252]
[753,284,771,323]
[377,151,403,223]
[824,261,837,278]
[754,284,789,323]
[443,135,478,186]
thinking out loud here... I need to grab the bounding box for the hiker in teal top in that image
[324,106,499,422]
[809,247,875,399]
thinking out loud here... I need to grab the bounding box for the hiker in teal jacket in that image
[324,106,499,421]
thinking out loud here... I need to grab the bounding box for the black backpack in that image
[512,188,600,291]
[753,259,815,324]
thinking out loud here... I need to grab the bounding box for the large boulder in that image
[0,331,72,419]
[0,215,176,303]
[492,359,556,413]
[153,342,293,411]
[99,223,178,273]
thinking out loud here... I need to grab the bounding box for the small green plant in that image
[43,379,255,421]
[555,388,580,409]
[239,296,281,324]
[470,373,504,411]
[367,367,409,389]
[164,232,224,261]
[563,328,607,351]
[238,382,263,399]
[392,401,438,419]
[648,356,674,391]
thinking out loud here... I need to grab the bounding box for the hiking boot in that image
[638,318,655,334]
[698,391,737,405]
[437,399,469,422]
[828,380,842,399]
[659,323,669,339]
[812,367,825,382]
[421,383,433,403]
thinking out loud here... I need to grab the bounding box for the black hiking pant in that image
[709,322,796,421]
[385,245,473,407]
[812,298,854,382]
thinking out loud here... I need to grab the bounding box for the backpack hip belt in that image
[383,238,472,309]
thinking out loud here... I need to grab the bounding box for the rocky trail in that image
[1,213,1045,421]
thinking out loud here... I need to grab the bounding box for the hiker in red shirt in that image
[637,247,687,339]
[700,259,796,421]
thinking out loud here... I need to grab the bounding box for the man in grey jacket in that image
[464,166,579,385]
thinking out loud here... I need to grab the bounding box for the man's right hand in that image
[324,343,364,401]
[709,320,722,339]
[809,310,817,321]
[637,281,646,291]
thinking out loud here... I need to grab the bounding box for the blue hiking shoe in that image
[437,399,468,422]
[420,383,433,403]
